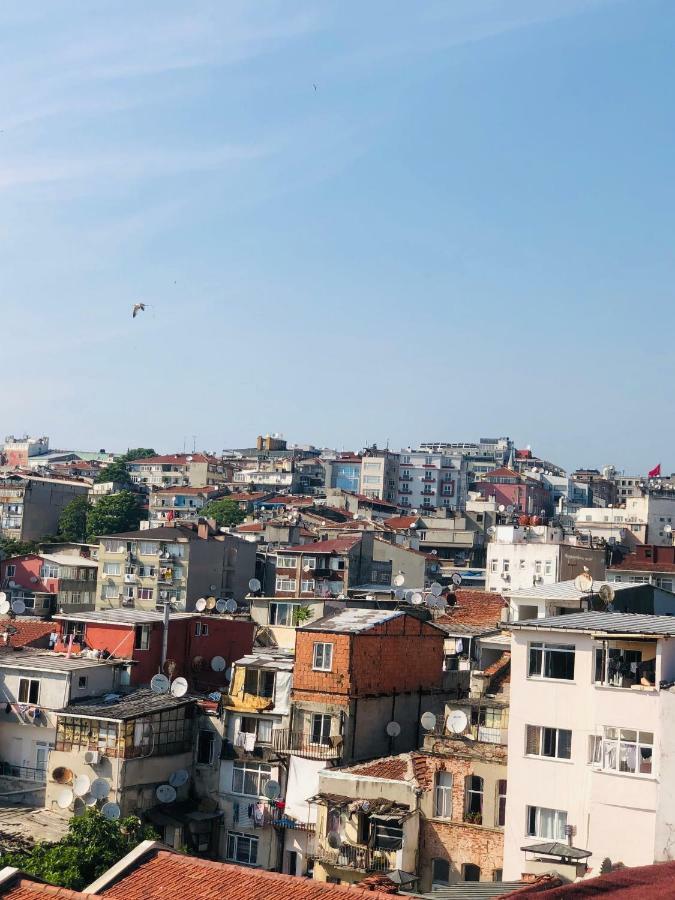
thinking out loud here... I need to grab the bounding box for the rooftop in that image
[38,553,98,569]
[338,752,436,791]
[506,579,639,602]
[300,608,405,634]
[0,618,57,649]
[277,536,361,555]
[0,650,120,673]
[383,515,420,530]
[126,453,215,465]
[435,590,506,633]
[53,609,196,626]
[511,610,675,637]
[234,648,295,672]
[98,524,205,541]
[501,859,675,897]
[61,687,194,720]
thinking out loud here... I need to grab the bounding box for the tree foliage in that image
[58,495,90,543]
[201,498,246,527]
[0,537,41,559]
[87,491,143,540]
[94,448,156,484]
[1,810,157,891]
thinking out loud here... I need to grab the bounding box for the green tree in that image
[0,537,39,558]
[94,448,156,485]
[201,498,246,527]
[87,491,142,540]
[58,495,90,543]
[1,809,157,891]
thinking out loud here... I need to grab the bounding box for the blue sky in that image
[1,0,672,472]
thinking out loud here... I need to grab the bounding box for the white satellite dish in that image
[57,788,74,809]
[150,674,170,694]
[169,769,189,788]
[90,777,110,800]
[156,784,177,803]
[430,582,443,597]
[206,596,217,610]
[394,588,405,601]
[420,711,437,731]
[73,774,91,797]
[498,504,506,512]
[0,600,10,615]
[487,526,496,536]
[386,720,401,738]
[506,505,514,514]
[0,592,6,603]
[84,794,97,807]
[11,599,25,615]
[248,578,261,592]
[216,599,227,613]
[101,801,121,820]
[447,709,469,734]
[264,780,281,800]
[451,573,463,586]
[225,598,238,613]
[598,584,615,605]
[411,592,423,605]
[574,572,594,593]
[327,831,342,850]
[170,677,188,697]
[665,524,673,534]
[393,573,405,587]
[195,598,207,612]
[211,655,226,672]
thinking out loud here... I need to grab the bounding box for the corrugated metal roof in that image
[300,608,404,633]
[0,650,120,672]
[415,883,523,899]
[61,687,194,720]
[511,610,675,636]
[54,609,196,625]
[506,579,638,601]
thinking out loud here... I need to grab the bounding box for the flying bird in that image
[313,83,317,91]
[132,303,146,318]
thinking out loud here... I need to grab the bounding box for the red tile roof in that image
[342,752,433,790]
[2,878,90,899]
[384,515,419,530]
[126,453,215,466]
[0,618,58,649]
[102,849,403,900]
[278,536,362,555]
[436,589,506,628]
[500,860,675,898]
[152,486,222,496]
[236,523,264,532]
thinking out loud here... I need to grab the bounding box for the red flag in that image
[648,464,661,479]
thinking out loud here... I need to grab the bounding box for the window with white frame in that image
[276,556,297,569]
[101,585,117,600]
[301,579,315,593]
[526,725,572,760]
[311,713,331,745]
[589,727,653,776]
[528,643,575,680]
[312,642,333,671]
[434,771,453,819]
[231,762,271,796]
[544,560,553,576]
[18,678,40,704]
[303,557,316,569]
[275,577,297,593]
[526,805,567,840]
[138,588,154,601]
[103,562,121,576]
[103,539,124,552]
[40,564,59,579]
[226,831,258,865]
[490,560,498,573]
[534,560,542,575]
[140,542,159,556]
[502,559,510,573]
[269,602,300,627]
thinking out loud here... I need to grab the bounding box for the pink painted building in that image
[474,467,552,517]
[0,551,97,616]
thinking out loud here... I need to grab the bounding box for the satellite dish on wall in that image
[327,831,343,850]
[498,504,506,512]
[598,584,615,605]
[156,784,177,803]
[264,780,281,801]
[84,794,97,807]
[420,712,437,731]
[411,592,423,606]
[248,578,261,593]
[0,592,6,603]
[430,582,443,597]
[451,573,463,586]
[11,600,25,615]
[393,573,405,587]
[170,677,188,697]
[386,720,401,737]
[394,589,405,601]
[57,788,74,809]
[73,774,91,797]
[101,801,121,820]
[216,599,227,613]
[506,505,515,514]
[211,656,226,672]
[447,709,469,734]
[195,598,207,612]
[90,777,110,800]
[225,599,238,613]
[52,766,73,785]
[169,769,190,788]
[0,600,11,615]
[150,674,170,694]
[206,597,217,610]
[487,526,496,536]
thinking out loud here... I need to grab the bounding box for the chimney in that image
[198,520,210,540]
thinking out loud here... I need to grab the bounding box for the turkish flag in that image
[648,464,661,478]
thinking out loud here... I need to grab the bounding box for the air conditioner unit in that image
[123,574,136,583]
[84,750,100,765]
[121,598,134,607]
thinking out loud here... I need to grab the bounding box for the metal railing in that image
[313,841,395,872]
[272,730,342,760]
[0,763,46,783]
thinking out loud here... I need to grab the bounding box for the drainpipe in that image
[161,602,170,668]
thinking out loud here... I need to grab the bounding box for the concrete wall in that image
[20,480,89,542]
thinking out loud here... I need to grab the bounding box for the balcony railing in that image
[272,730,342,760]
[313,841,395,873]
[0,762,46,783]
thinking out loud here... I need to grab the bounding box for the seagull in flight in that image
[132,303,146,318]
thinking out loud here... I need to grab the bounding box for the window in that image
[526,725,572,760]
[303,557,316,569]
[103,562,121,576]
[502,559,510,573]
[311,713,331,745]
[140,542,159,556]
[534,560,542,575]
[269,602,300,627]
[232,762,271,796]
[244,668,275,698]
[465,775,483,823]
[594,645,648,688]
[589,727,653,776]
[77,676,88,690]
[40,564,59,579]
[432,859,450,887]
[6,565,15,577]
[496,779,507,827]
[197,729,215,764]
[545,560,553,576]
[490,560,498,573]
[313,642,333,671]
[195,622,209,636]
[463,864,481,882]
[301,580,316,593]
[134,625,151,650]
[18,678,40,704]
[101,584,117,600]
[493,869,503,881]
[528,643,575,680]
[519,559,526,570]
[257,719,273,744]
[276,556,297,569]
[527,805,567,840]
[226,831,258,866]
[138,588,154,601]
[275,577,297,593]
[434,771,453,819]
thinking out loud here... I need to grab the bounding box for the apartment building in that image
[126,453,230,489]
[96,523,256,611]
[473,469,551,518]
[1,550,98,616]
[323,454,361,493]
[1,435,51,468]
[418,438,514,482]
[385,511,488,567]
[147,486,228,528]
[486,524,605,594]
[0,475,89,541]
[608,544,675,592]
[359,448,399,504]
[503,611,675,880]
[397,450,467,512]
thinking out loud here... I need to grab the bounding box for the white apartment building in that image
[575,494,675,549]
[359,449,399,504]
[503,611,675,880]
[397,450,467,512]
[486,525,605,594]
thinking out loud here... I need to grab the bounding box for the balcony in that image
[313,841,396,873]
[399,489,412,495]
[272,730,343,760]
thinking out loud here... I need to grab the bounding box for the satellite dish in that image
[73,774,91,797]
[394,588,405,601]
[451,573,462,586]
[170,677,188,697]
[211,655,226,672]
[216,599,227,613]
[393,573,405,587]
[11,600,25,615]
[361,800,371,813]
[225,599,238,614]
[57,788,74,809]
[264,780,281,801]
[665,524,673,534]
[150,674,170,694]
[195,598,207,612]
[430,582,443,597]
[498,504,506,512]
[84,794,97,807]
[101,801,121,820]
[411,592,423,605]
[506,505,514,514]
[206,596,217,610]
[192,656,205,672]
[90,777,110,800]
[209,584,217,592]
[487,526,496,536]
[0,592,6,603]
[598,584,615,605]
[447,709,469,734]
[421,711,437,731]
[404,589,414,602]
[169,769,189,788]
[327,831,343,850]
[386,720,401,737]
[248,578,261,593]
[574,572,594,593]
[0,600,10,615]
[156,784,177,804]
[52,766,73,785]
